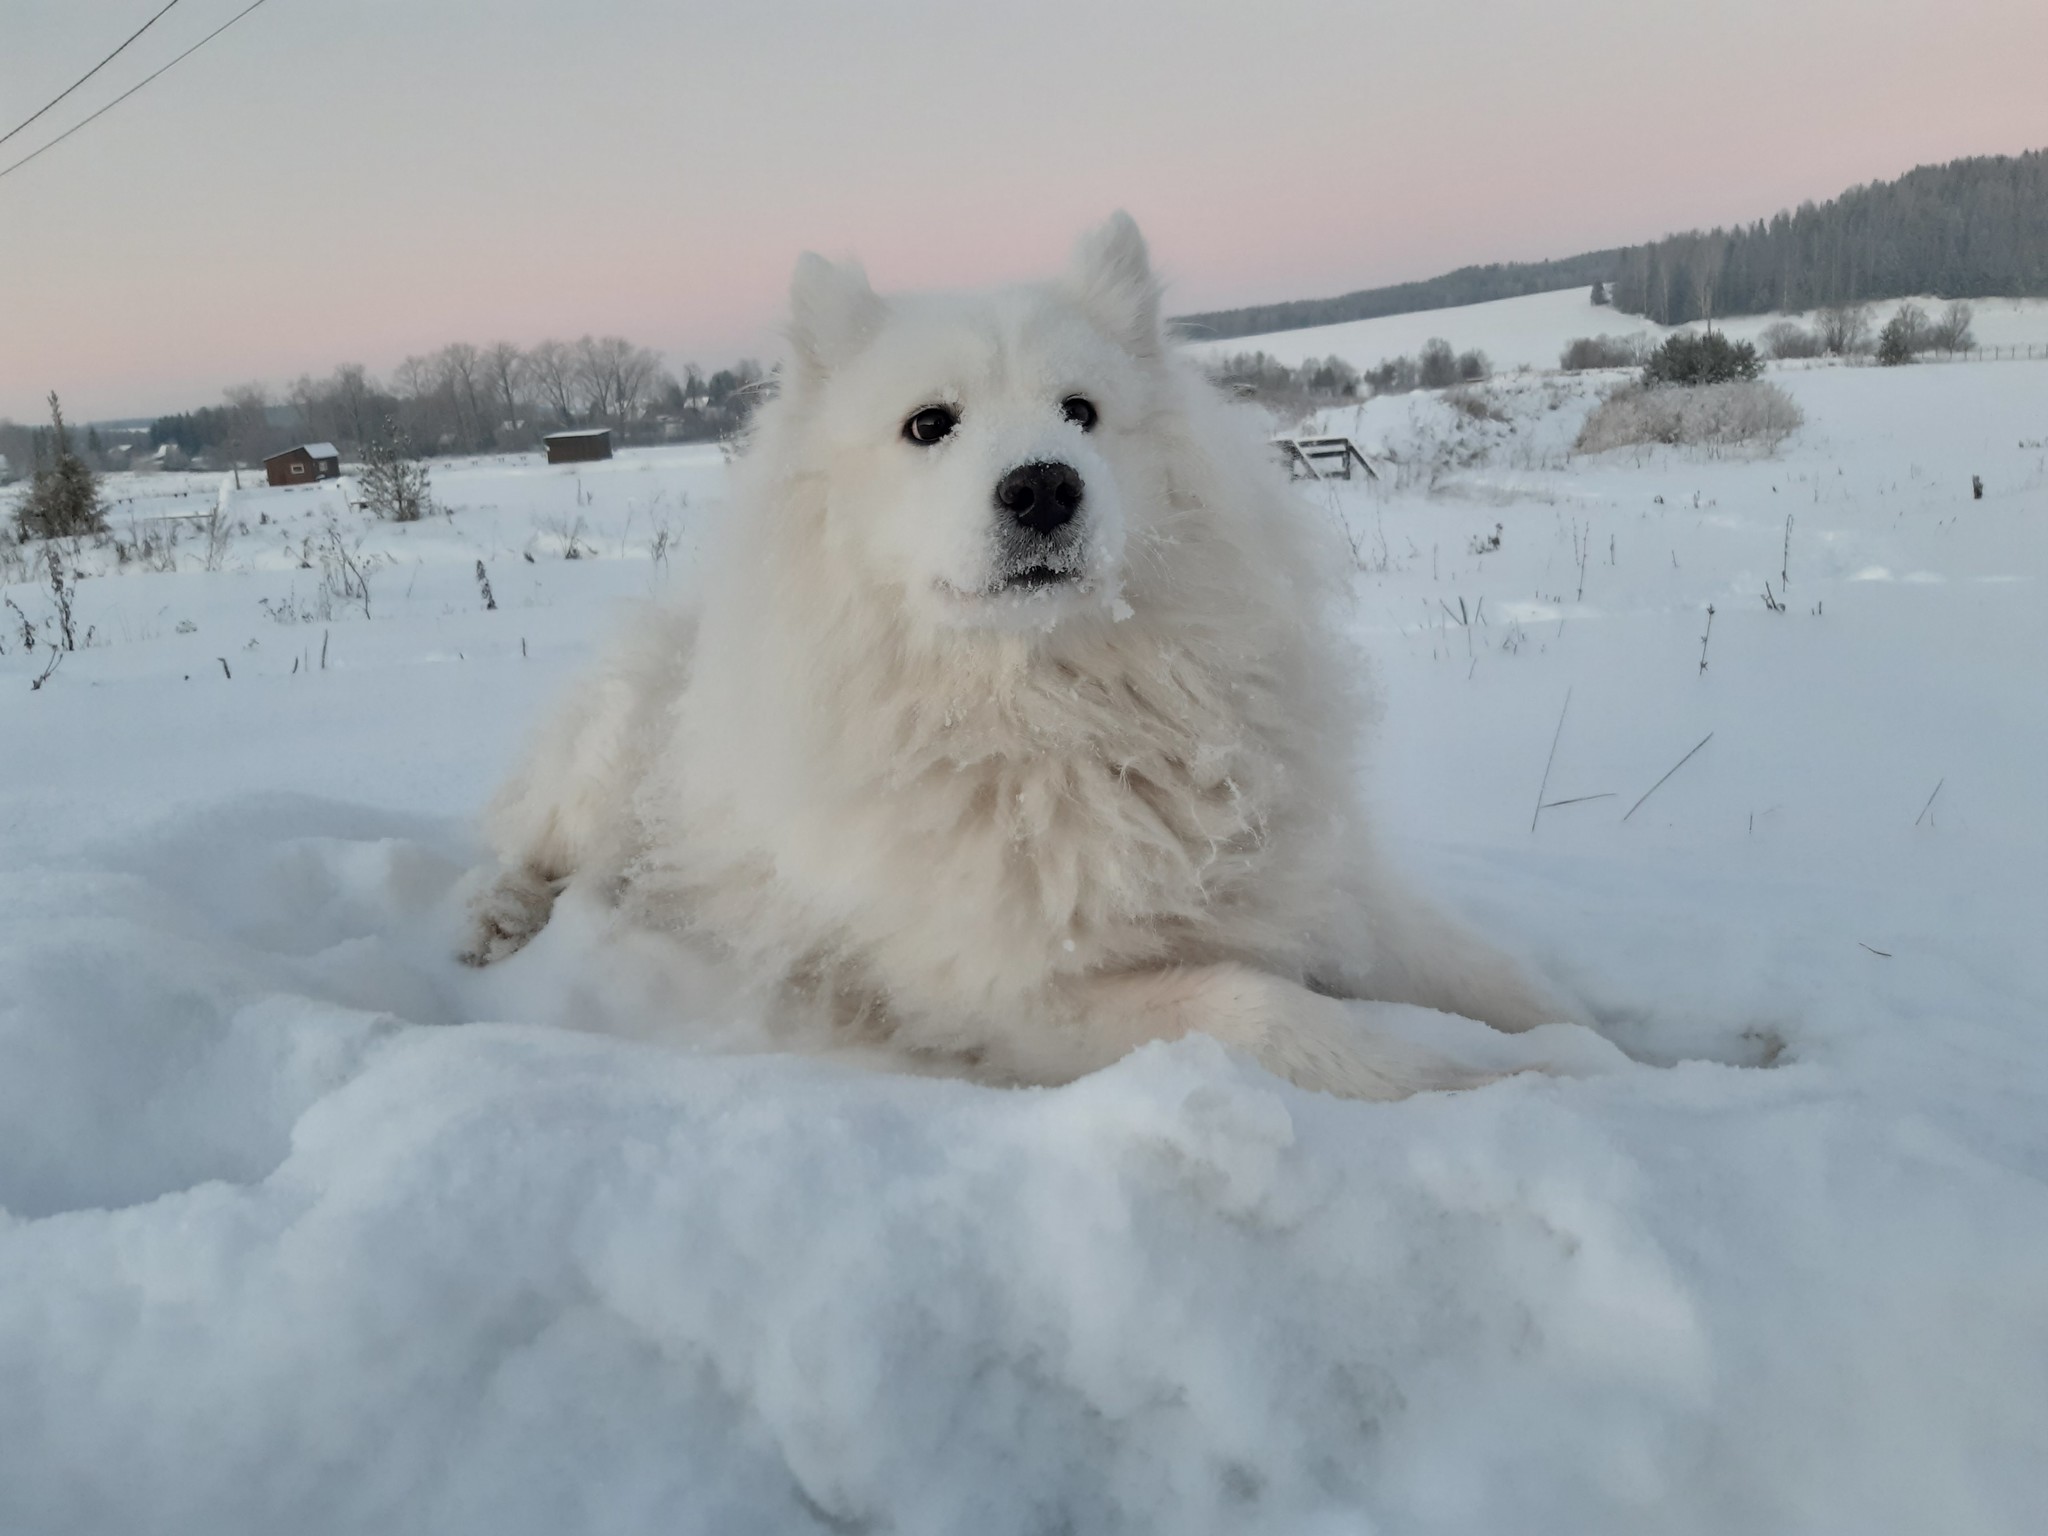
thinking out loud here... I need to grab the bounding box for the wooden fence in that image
[1866,343,2048,364]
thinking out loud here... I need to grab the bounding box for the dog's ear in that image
[787,252,884,378]
[1069,212,1162,358]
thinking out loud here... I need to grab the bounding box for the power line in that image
[0,0,186,149]
[0,0,277,186]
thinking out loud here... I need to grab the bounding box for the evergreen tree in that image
[15,393,106,540]
[1877,310,1918,365]
[359,417,435,522]
[1642,332,1762,386]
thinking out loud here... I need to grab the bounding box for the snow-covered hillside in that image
[4,358,2047,1534]
[1182,286,2048,373]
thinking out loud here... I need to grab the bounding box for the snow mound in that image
[2,792,2045,1535]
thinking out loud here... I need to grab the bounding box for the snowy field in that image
[4,354,2048,1533]
[1181,286,2048,373]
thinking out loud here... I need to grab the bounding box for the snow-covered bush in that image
[1357,342,1488,397]
[1446,386,1507,423]
[1759,320,1825,359]
[1205,351,1360,415]
[1877,306,1922,366]
[1879,300,1975,364]
[317,519,380,617]
[1575,379,1804,455]
[0,523,25,586]
[1418,338,1459,389]
[1559,334,1648,371]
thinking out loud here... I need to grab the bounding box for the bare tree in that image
[1925,300,1975,352]
[221,382,275,467]
[392,353,463,450]
[677,363,708,410]
[571,336,613,423]
[1814,303,1874,356]
[482,342,527,442]
[437,342,489,450]
[391,354,436,404]
[287,374,326,445]
[569,335,663,428]
[527,339,580,426]
[331,363,377,450]
[1687,237,1727,331]
[610,340,662,425]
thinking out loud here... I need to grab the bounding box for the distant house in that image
[264,443,341,486]
[544,427,613,465]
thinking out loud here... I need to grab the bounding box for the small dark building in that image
[544,428,614,465]
[264,442,341,487]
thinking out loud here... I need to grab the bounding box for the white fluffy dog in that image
[464,213,1567,1098]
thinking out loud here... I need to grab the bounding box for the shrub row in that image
[1575,379,1804,454]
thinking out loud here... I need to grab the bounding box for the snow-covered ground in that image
[4,358,2047,1533]
[1182,285,2048,373]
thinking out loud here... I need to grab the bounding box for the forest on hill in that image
[1178,150,2048,340]
[1173,251,1620,342]
[1608,150,2048,324]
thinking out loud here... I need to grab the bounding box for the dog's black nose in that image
[995,461,1083,537]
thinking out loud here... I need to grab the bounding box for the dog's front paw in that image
[1255,1006,1512,1101]
[1195,967,1515,1101]
[458,866,564,967]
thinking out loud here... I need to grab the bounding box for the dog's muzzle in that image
[991,461,1085,592]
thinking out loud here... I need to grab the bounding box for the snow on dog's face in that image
[782,213,1169,634]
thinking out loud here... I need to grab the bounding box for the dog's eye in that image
[1060,396,1098,432]
[904,406,958,446]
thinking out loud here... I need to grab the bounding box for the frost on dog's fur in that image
[466,213,1568,1098]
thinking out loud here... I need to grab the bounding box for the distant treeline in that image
[1174,149,2048,344]
[1173,251,1621,343]
[0,413,148,485]
[1609,151,2048,325]
[140,337,768,469]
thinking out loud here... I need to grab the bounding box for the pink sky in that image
[3,0,2046,422]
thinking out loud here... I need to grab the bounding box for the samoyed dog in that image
[464,213,1570,1098]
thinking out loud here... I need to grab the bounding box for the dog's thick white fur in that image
[465,214,1568,1099]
